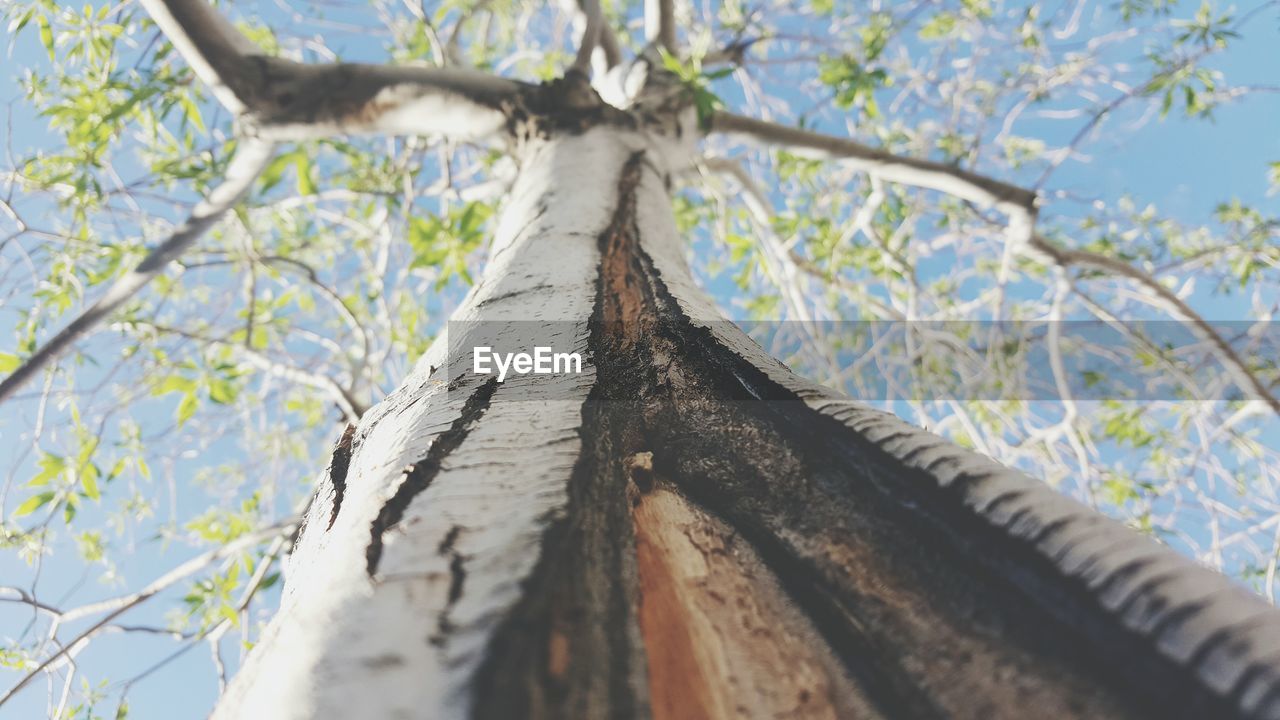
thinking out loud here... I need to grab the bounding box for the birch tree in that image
[2,0,1279,718]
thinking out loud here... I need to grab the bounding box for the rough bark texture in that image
[215,116,1280,720]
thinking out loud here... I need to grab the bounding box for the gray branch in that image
[139,0,527,141]
[644,0,678,54]
[708,111,1037,221]
[570,0,605,75]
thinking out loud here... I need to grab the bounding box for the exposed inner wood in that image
[208,114,1275,718]
[325,423,356,530]
[631,482,861,720]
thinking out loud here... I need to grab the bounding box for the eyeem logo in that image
[472,346,583,382]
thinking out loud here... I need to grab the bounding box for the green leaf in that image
[0,352,19,373]
[81,466,100,500]
[36,13,54,61]
[152,375,196,396]
[259,152,295,192]
[219,604,241,626]
[293,153,316,196]
[15,491,56,517]
[28,454,67,487]
[177,392,200,425]
[660,48,687,78]
[177,93,205,132]
[7,8,34,35]
[919,12,958,40]
[208,379,239,405]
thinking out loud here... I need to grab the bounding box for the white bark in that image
[246,66,522,142]
[569,0,604,75]
[137,0,261,114]
[213,127,665,719]
[644,0,678,54]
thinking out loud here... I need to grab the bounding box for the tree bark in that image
[214,123,1280,720]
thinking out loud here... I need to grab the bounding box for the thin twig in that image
[0,520,295,709]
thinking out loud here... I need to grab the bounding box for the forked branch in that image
[710,110,1276,414]
[137,0,263,114]
[140,0,525,141]
[590,1,623,69]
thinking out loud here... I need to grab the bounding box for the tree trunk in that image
[213,124,1280,720]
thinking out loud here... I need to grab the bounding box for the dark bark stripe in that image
[365,378,498,576]
[325,423,356,530]
[471,151,652,720]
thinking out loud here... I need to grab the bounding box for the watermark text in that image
[473,346,583,382]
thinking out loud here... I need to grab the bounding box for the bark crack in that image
[430,526,468,647]
[326,423,356,531]
[365,378,498,576]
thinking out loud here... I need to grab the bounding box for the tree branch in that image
[645,0,678,54]
[136,0,262,115]
[708,111,1038,243]
[139,0,525,141]
[241,64,526,141]
[700,157,817,321]
[0,139,276,405]
[587,0,623,69]
[570,0,604,76]
[702,37,763,66]
[713,111,1040,291]
[1029,234,1280,416]
[237,345,366,422]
